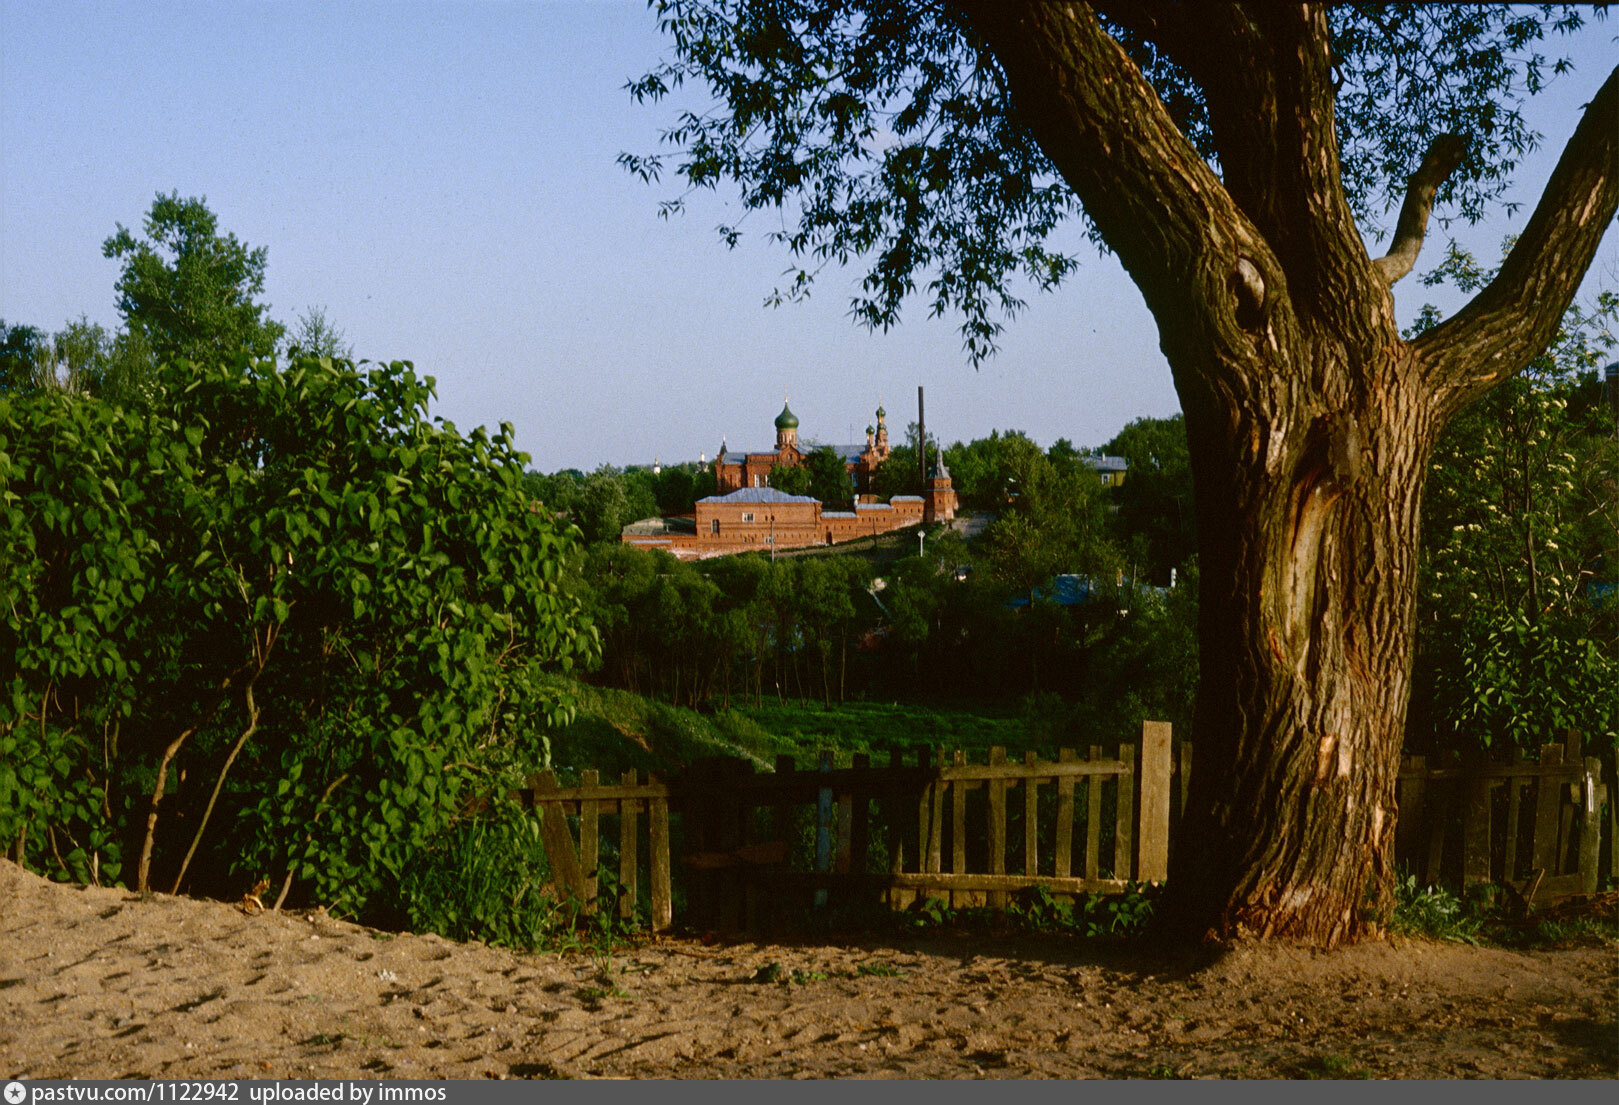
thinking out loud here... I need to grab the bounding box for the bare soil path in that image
[1,862,1613,1079]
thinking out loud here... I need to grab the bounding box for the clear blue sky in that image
[3,1,1614,473]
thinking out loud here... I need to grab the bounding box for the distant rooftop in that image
[700,486,820,505]
[621,515,697,536]
[1084,455,1128,472]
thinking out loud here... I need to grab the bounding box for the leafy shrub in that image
[1,353,597,919]
[1388,873,1485,943]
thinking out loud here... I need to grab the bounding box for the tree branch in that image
[1373,134,1468,286]
[949,2,1279,363]
[1415,65,1619,411]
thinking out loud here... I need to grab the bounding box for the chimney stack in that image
[918,385,926,488]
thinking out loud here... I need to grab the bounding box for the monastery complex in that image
[622,401,958,560]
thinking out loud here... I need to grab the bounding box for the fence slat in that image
[912,746,934,881]
[850,752,871,876]
[950,749,969,907]
[815,751,835,910]
[649,794,671,931]
[836,761,855,877]
[720,759,748,932]
[1502,751,1523,883]
[1115,743,1135,881]
[530,771,588,907]
[1580,756,1602,895]
[774,754,796,849]
[579,770,600,914]
[927,750,946,879]
[1531,744,1565,876]
[1023,750,1040,877]
[1424,773,1450,885]
[618,770,639,921]
[1462,767,1492,890]
[1055,748,1075,879]
[1178,741,1193,818]
[1138,722,1171,883]
[987,746,1007,908]
[1557,792,1576,878]
[884,748,910,909]
[1086,746,1103,880]
[1397,754,1426,870]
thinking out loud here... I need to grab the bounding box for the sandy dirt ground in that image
[2,861,1614,1080]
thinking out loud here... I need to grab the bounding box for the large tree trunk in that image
[957,1,1619,945]
[1166,344,1441,942]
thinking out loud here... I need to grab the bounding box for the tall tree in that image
[103,192,285,364]
[1103,415,1195,585]
[629,2,1619,944]
[1410,250,1618,755]
[288,305,353,360]
[0,321,50,394]
[806,445,856,508]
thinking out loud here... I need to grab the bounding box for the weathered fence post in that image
[814,750,834,910]
[951,748,970,906]
[1085,745,1103,880]
[1023,750,1040,878]
[884,747,909,909]
[1055,747,1076,879]
[1580,755,1602,895]
[530,771,587,907]
[1115,741,1135,880]
[1137,721,1172,883]
[1532,742,1565,878]
[579,769,599,914]
[649,785,671,932]
[618,769,639,922]
[987,746,1007,908]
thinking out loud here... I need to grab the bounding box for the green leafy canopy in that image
[624,2,1592,361]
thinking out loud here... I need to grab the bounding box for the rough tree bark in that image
[954,1,1618,944]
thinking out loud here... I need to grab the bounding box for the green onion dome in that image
[775,402,799,430]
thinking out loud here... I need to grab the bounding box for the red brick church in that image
[714,400,893,494]
[622,401,957,560]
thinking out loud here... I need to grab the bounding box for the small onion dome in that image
[775,402,799,430]
[876,405,886,420]
[866,425,875,436]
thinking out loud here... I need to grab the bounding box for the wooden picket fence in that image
[1394,730,1608,906]
[515,721,1175,933]
[510,723,1608,933]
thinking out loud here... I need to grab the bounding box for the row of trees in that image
[546,270,1614,762]
[2,191,351,404]
[567,534,1199,749]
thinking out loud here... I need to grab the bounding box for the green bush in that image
[1,353,597,920]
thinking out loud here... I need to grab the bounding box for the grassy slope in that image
[541,675,1040,779]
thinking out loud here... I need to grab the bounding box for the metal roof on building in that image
[890,495,924,502]
[699,487,820,505]
[1083,455,1128,472]
[621,516,696,536]
[856,502,894,511]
